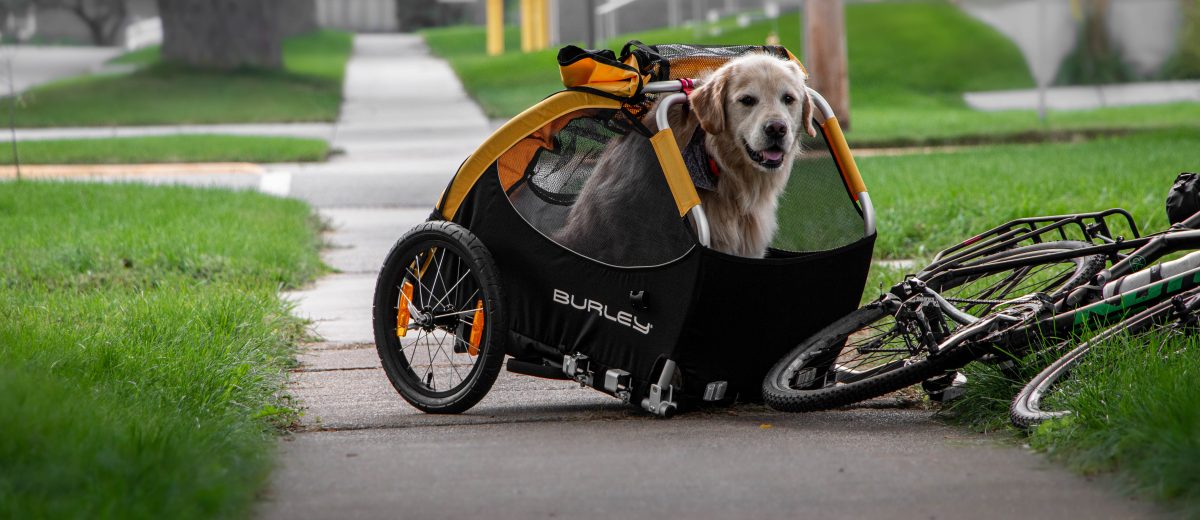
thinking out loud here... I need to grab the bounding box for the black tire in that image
[372,221,507,414]
[762,302,980,411]
[763,241,1106,413]
[930,240,1108,317]
[1009,287,1200,428]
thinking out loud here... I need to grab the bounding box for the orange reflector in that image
[468,299,485,356]
[396,281,414,338]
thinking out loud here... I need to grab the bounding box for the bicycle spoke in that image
[406,265,434,309]
[439,332,468,387]
[428,267,474,311]
[432,330,462,389]
[431,247,448,306]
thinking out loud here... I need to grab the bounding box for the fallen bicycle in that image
[763,173,1200,428]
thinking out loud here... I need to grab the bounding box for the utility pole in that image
[586,0,596,48]
[804,0,850,129]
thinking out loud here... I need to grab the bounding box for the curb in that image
[0,162,265,179]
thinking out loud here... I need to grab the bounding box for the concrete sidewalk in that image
[257,33,1161,520]
[965,80,1200,112]
[9,123,335,142]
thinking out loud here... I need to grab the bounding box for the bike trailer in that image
[376,42,876,416]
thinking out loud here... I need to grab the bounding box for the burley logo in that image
[552,289,653,335]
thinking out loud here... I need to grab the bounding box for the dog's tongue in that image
[761,149,785,162]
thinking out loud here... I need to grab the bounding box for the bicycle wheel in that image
[1009,287,1200,428]
[763,241,1105,412]
[762,300,980,411]
[372,221,507,414]
[930,241,1107,317]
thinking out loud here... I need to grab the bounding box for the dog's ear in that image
[785,61,818,138]
[690,70,726,135]
[802,90,817,138]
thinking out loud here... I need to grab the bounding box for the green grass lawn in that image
[1025,331,1200,518]
[1,135,329,164]
[8,30,353,127]
[856,128,1195,260]
[828,129,1200,514]
[0,182,324,518]
[945,329,1200,518]
[854,126,1191,297]
[422,2,1200,144]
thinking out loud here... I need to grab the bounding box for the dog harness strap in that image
[679,78,695,96]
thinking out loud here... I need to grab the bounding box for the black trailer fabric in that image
[460,166,702,402]
[674,237,876,401]
[442,43,876,407]
[457,162,874,405]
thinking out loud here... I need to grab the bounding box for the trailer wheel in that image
[372,221,507,414]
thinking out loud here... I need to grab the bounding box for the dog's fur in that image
[555,54,816,265]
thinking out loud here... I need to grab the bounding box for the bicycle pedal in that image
[923,372,968,403]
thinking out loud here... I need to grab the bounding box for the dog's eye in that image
[782,94,796,105]
[737,95,758,107]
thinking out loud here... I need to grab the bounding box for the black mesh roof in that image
[647,43,793,80]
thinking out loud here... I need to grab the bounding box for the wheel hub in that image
[410,309,436,331]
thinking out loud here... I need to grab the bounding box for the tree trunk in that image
[277,0,316,38]
[34,0,128,46]
[75,3,125,46]
[156,0,285,70]
[804,0,850,130]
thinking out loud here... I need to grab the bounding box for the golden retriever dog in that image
[556,54,816,265]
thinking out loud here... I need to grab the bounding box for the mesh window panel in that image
[650,44,791,80]
[771,128,866,252]
[502,109,694,266]
[527,116,622,204]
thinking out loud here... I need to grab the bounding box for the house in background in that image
[14,0,478,46]
[13,0,1189,84]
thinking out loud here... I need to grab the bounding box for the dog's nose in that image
[764,121,788,139]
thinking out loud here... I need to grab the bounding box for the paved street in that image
[257,34,1161,519]
[0,44,121,94]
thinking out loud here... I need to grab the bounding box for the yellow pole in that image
[535,0,546,50]
[520,0,533,52]
[539,0,551,50]
[486,0,504,56]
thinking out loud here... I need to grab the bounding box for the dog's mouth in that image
[744,141,787,169]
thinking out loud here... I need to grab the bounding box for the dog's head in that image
[690,54,817,173]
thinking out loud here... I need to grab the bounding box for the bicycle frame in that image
[937,214,1200,355]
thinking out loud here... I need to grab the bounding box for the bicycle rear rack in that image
[928,209,1140,269]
